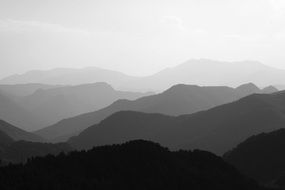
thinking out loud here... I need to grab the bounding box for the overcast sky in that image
[1,0,285,77]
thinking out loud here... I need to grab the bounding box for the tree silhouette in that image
[0,140,272,190]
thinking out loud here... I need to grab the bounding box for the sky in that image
[1,0,285,78]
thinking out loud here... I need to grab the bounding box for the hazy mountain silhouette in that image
[0,120,42,142]
[235,83,261,96]
[224,129,285,188]
[261,86,279,94]
[36,83,277,142]
[2,60,285,91]
[0,83,62,97]
[125,59,285,91]
[275,84,285,90]
[69,91,285,155]
[0,67,140,90]
[17,82,151,129]
[0,91,47,131]
[0,140,266,190]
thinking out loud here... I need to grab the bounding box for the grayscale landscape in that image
[0,0,285,190]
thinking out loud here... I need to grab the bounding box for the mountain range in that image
[68,89,285,155]
[0,83,151,131]
[36,83,277,142]
[0,67,138,90]
[1,60,285,189]
[17,82,152,129]
[2,59,285,91]
[0,83,62,97]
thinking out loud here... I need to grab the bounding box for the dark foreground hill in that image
[224,129,285,188]
[0,128,71,164]
[0,140,72,164]
[36,83,276,142]
[0,130,14,149]
[69,90,285,155]
[0,140,269,190]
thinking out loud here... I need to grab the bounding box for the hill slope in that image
[37,83,277,142]
[0,120,42,142]
[0,91,47,131]
[224,129,285,188]
[0,140,265,190]
[0,83,61,97]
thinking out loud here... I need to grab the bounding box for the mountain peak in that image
[236,83,259,89]
[262,85,278,94]
[235,83,260,94]
[76,82,115,91]
[163,84,200,94]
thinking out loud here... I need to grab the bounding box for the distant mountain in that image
[2,60,285,91]
[0,120,42,142]
[224,129,285,188]
[0,91,46,131]
[261,86,279,94]
[126,59,285,91]
[37,83,277,142]
[235,83,261,96]
[69,91,285,155]
[0,67,140,90]
[0,83,62,97]
[18,82,151,129]
[275,84,285,91]
[0,140,265,190]
[123,59,285,90]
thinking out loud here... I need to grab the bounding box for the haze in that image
[1,0,285,78]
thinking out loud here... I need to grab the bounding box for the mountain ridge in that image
[1,59,285,91]
[19,82,152,130]
[36,83,277,142]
